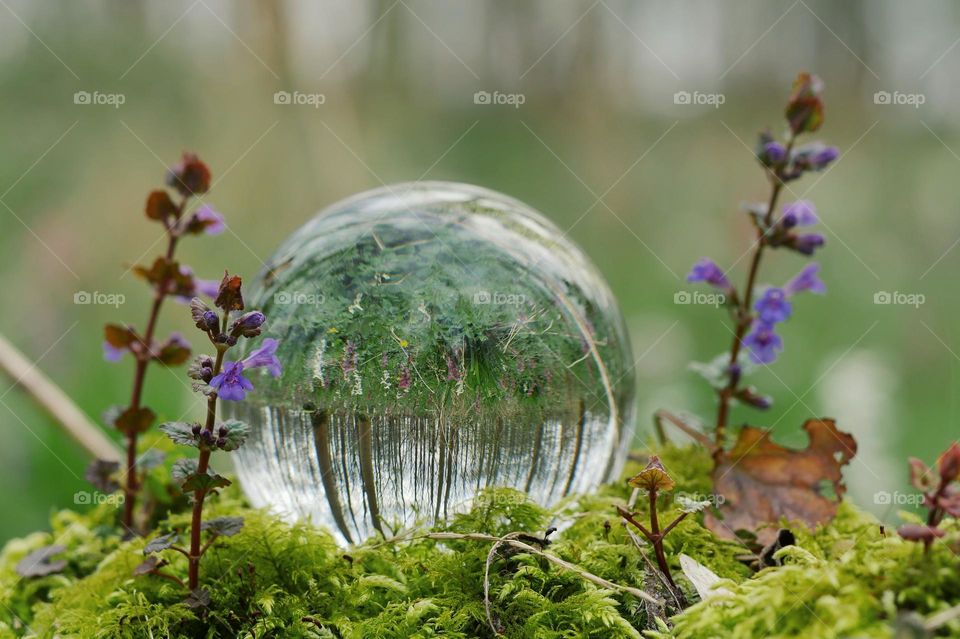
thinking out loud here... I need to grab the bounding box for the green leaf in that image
[201,516,244,537]
[160,421,199,447]
[182,471,231,492]
[171,458,198,483]
[144,532,178,555]
[218,420,249,451]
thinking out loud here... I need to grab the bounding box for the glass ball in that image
[227,182,636,544]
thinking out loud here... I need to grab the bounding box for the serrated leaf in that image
[16,545,66,577]
[201,516,244,537]
[172,458,199,483]
[139,449,166,471]
[218,419,249,451]
[144,532,178,555]
[185,588,211,609]
[182,471,231,492]
[160,421,199,447]
[133,556,162,576]
[84,459,120,493]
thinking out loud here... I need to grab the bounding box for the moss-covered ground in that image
[1,444,958,638]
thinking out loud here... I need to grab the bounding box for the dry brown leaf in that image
[705,418,856,544]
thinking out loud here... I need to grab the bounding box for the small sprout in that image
[618,458,688,590]
[133,556,163,576]
[16,545,67,578]
[184,588,212,610]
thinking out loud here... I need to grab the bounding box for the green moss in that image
[2,444,959,638]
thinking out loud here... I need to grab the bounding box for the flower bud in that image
[230,311,266,338]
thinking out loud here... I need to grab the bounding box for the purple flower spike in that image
[754,287,792,324]
[242,338,282,377]
[103,341,125,362]
[687,258,731,290]
[209,361,254,401]
[194,204,226,235]
[780,201,818,228]
[743,322,783,365]
[785,263,826,296]
[791,233,826,256]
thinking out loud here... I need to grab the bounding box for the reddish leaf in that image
[705,418,856,544]
[104,324,136,348]
[785,72,824,135]
[114,406,156,435]
[937,443,960,483]
[145,190,177,221]
[214,272,244,311]
[909,457,937,492]
[898,524,944,543]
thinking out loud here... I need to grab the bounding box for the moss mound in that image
[1,445,958,638]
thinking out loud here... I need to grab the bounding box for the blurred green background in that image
[1,0,957,541]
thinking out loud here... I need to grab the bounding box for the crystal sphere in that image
[228,182,636,544]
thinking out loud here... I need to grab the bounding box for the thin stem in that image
[122,229,180,530]
[187,314,228,590]
[714,136,795,447]
[149,569,186,588]
[659,511,689,538]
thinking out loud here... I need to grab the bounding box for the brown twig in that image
[0,333,120,461]
[653,410,714,450]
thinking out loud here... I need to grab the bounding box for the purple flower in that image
[791,233,826,256]
[242,338,282,377]
[208,361,254,401]
[208,338,282,401]
[103,341,125,362]
[780,201,818,228]
[687,258,731,290]
[785,263,826,296]
[762,141,786,165]
[194,279,222,298]
[754,287,792,324]
[793,143,839,172]
[192,204,226,235]
[743,323,783,364]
